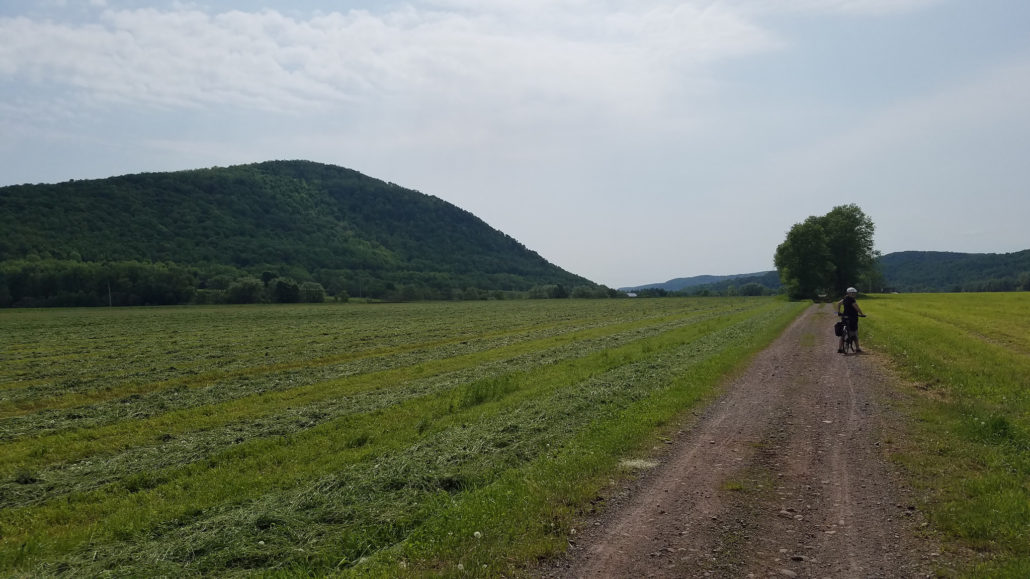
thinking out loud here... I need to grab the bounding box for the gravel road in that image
[546,303,939,578]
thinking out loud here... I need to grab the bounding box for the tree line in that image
[0,259,622,308]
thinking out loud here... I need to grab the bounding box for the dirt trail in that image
[547,304,937,578]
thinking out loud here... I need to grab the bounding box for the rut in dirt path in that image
[549,304,938,578]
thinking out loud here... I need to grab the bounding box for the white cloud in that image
[0,2,778,120]
[735,0,945,17]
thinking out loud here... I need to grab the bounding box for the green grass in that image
[863,292,1030,576]
[0,298,804,576]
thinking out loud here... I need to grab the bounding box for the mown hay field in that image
[863,292,1030,577]
[1,297,804,577]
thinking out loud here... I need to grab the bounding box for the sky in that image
[1,0,1028,288]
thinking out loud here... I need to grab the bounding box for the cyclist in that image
[836,286,866,353]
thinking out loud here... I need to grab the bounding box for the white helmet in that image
[846,287,857,294]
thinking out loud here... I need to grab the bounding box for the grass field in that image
[0,297,804,577]
[862,292,1030,577]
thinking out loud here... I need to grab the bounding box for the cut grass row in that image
[6,309,774,571]
[0,305,735,511]
[0,300,704,414]
[0,301,734,479]
[862,292,1030,577]
[0,298,804,576]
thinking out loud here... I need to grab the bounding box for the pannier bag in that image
[834,321,845,337]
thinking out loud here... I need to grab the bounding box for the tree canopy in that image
[774,205,880,300]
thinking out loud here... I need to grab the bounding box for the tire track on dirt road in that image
[548,304,939,578]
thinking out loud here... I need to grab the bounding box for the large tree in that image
[774,204,879,300]
[774,216,833,300]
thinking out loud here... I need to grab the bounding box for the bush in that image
[300,282,326,303]
[226,277,265,304]
[270,278,301,303]
[571,285,608,299]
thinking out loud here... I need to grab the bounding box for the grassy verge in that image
[863,293,1030,577]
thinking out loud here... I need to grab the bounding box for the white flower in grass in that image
[473,531,482,539]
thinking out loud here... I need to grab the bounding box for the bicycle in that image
[837,313,865,354]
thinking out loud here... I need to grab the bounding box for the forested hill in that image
[622,250,1030,296]
[878,250,1030,292]
[0,160,596,306]
[620,271,778,293]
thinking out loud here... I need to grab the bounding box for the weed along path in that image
[551,303,937,578]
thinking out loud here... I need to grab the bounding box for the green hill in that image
[622,249,1030,297]
[878,250,1030,292]
[0,161,596,306]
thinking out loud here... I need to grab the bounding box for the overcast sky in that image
[2,0,1028,288]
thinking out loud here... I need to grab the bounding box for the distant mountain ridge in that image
[625,249,1030,295]
[0,160,595,306]
[621,272,776,293]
